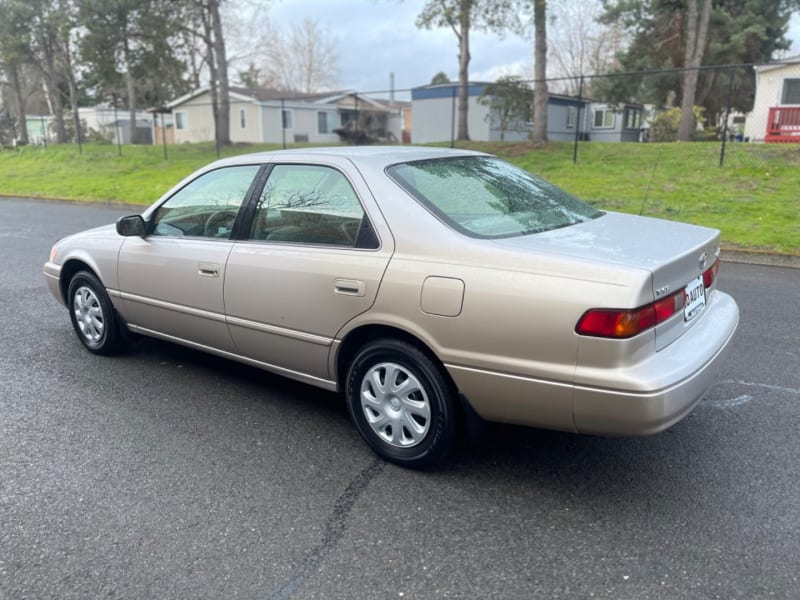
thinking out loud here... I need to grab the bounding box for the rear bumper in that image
[448,291,739,436]
[572,290,738,435]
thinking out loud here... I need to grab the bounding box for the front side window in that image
[282,109,293,129]
[240,108,246,128]
[151,165,260,238]
[781,78,800,105]
[175,112,186,130]
[387,156,601,239]
[249,164,369,247]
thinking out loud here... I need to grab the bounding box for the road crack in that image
[265,458,385,600]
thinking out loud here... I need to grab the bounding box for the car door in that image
[224,160,394,382]
[117,164,262,351]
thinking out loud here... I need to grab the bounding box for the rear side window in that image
[248,164,371,247]
[387,156,601,239]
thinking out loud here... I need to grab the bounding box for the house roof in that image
[167,85,396,112]
[754,55,800,73]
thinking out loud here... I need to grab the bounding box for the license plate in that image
[684,276,706,321]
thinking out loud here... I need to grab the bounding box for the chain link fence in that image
[3,61,799,168]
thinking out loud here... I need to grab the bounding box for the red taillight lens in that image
[576,289,686,339]
[576,306,654,338]
[702,258,719,289]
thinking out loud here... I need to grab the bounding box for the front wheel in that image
[67,271,122,355]
[346,339,456,469]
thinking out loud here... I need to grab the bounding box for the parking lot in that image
[1,198,798,599]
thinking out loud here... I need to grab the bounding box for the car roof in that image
[210,145,489,170]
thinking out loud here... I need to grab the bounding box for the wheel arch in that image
[335,324,454,394]
[59,258,100,303]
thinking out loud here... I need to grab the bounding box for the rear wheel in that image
[346,339,456,469]
[67,271,122,355]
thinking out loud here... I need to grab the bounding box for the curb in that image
[721,249,800,269]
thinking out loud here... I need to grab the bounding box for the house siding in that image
[411,84,490,143]
[231,100,261,143]
[173,93,216,143]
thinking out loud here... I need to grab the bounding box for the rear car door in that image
[224,160,394,382]
[117,164,262,351]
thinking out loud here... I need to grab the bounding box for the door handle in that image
[198,262,220,277]
[335,278,366,297]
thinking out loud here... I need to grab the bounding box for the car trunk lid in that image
[491,211,721,349]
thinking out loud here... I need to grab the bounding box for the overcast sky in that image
[265,0,800,96]
[266,0,531,96]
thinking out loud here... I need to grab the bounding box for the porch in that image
[766,106,800,143]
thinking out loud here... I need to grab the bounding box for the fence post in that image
[161,112,168,160]
[573,75,584,165]
[281,98,286,149]
[450,87,456,148]
[113,97,122,156]
[719,68,736,168]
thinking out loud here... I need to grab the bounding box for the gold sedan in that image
[45,147,739,468]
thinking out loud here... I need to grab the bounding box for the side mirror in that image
[116,215,146,237]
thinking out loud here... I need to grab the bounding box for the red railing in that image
[766,106,800,143]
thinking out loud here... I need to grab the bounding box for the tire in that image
[67,271,122,355]
[346,339,456,469]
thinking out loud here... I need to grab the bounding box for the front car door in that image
[224,159,394,385]
[117,164,262,351]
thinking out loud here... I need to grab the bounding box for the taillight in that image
[702,258,719,289]
[576,289,686,339]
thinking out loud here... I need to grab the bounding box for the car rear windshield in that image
[386,156,602,238]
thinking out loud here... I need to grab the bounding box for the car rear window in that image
[386,156,602,238]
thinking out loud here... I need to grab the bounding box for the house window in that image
[624,107,642,129]
[318,111,334,134]
[593,109,615,128]
[566,106,576,128]
[175,111,187,130]
[240,108,246,129]
[781,79,800,105]
[282,109,293,129]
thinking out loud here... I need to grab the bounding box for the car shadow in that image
[123,336,720,502]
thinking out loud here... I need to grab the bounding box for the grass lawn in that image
[1,140,798,254]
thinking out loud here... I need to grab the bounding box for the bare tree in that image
[677,0,712,141]
[258,17,339,93]
[548,0,626,95]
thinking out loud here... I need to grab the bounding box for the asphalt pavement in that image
[1,198,798,599]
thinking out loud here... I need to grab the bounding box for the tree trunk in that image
[62,34,82,144]
[457,1,471,141]
[209,0,230,145]
[532,0,548,146]
[677,0,712,142]
[40,32,66,143]
[9,64,29,145]
[202,10,220,147]
[122,35,138,144]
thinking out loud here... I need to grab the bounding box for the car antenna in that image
[638,149,661,216]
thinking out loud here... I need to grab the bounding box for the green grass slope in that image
[1,140,797,253]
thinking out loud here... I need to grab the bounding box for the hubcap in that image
[360,362,431,448]
[73,286,105,344]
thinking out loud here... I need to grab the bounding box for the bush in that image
[649,106,707,142]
